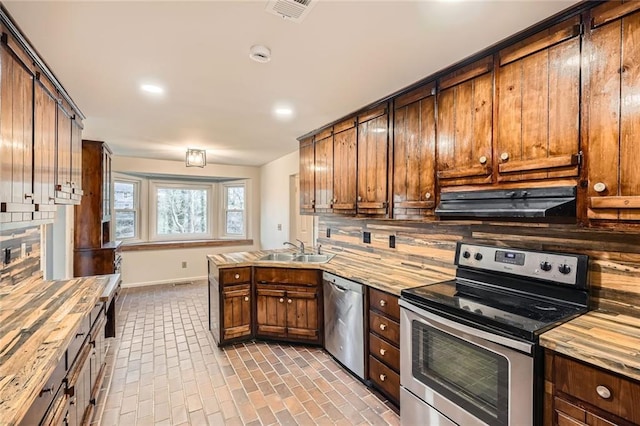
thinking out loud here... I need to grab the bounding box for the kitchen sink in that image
[293,254,335,263]
[258,253,298,262]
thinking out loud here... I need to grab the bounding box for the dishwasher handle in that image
[328,281,348,292]
[323,272,364,294]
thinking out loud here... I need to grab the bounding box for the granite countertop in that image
[540,310,640,382]
[0,274,112,425]
[207,248,453,296]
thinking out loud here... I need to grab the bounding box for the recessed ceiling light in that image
[250,45,271,63]
[140,84,164,94]
[275,107,293,116]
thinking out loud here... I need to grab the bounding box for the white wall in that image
[259,150,299,249]
[113,156,261,287]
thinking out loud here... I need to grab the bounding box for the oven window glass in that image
[412,320,509,425]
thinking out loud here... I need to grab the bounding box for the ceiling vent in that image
[265,0,317,22]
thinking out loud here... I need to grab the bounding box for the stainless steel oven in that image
[400,242,589,426]
[400,300,533,426]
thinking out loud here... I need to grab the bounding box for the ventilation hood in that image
[435,186,577,218]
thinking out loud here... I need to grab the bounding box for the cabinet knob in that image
[234,273,240,279]
[379,300,386,307]
[244,296,249,302]
[479,156,487,165]
[379,323,387,331]
[379,348,386,356]
[379,374,386,382]
[288,299,292,304]
[357,196,362,201]
[424,192,431,200]
[279,298,284,303]
[24,193,33,199]
[593,182,607,193]
[596,385,612,399]
[500,152,509,161]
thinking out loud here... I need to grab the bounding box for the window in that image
[151,182,212,240]
[114,180,138,240]
[223,183,246,237]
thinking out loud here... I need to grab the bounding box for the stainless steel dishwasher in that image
[323,272,365,380]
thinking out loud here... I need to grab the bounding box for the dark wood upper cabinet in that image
[54,98,83,205]
[299,136,315,215]
[332,117,357,215]
[496,16,582,183]
[0,41,34,224]
[357,105,389,216]
[314,128,334,214]
[436,56,494,187]
[586,1,640,223]
[33,77,58,222]
[393,82,436,219]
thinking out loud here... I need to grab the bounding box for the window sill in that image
[121,239,254,252]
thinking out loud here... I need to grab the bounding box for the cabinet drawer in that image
[221,267,251,284]
[254,267,319,286]
[554,355,640,424]
[67,316,91,370]
[369,288,399,321]
[369,355,400,403]
[369,311,400,345]
[369,333,400,372]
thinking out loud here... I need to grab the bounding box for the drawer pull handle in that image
[234,273,240,279]
[76,332,85,338]
[288,299,292,304]
[379,348,386,356]
[379,323,387,331]
[379,374,386,382]
[596,385,611,399]
[279,298,284,303]
[379,300,386,307]
[425,192,431,200]
[40,386,54,396]
[500,152,509,161]
[593,182,607,193]
[479,156,487,165]
[244,296,249,302]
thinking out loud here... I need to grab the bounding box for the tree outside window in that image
[225,184,245,236]
[114,181,137,239]
[156,187,208,236]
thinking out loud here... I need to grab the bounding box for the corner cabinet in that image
[209,265,253,346]
[586,2,640,223]
[393,82,437,219]
[255,267,322,344]
[545,350,640,425]
[74,140,121,277]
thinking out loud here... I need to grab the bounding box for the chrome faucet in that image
[283,241,302,254]
[296,239,305,254]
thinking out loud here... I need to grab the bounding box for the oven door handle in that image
[399,299,534,354]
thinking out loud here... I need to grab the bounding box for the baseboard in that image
[121,276,207,289]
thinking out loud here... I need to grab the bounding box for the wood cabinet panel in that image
[254,267,319,286]
[437,57,493,187]
[369,355,400,403]
[0,43,34,223]
[285,287,319,339]
[333,119,357,214]
[357,106,388,215]
[314,131,334,213]
[393,83,436,219]
[299,137,315,214]
[587,7,640,222]
[369,333,399,372]
[33,79,57,221]
[222,284,252,340]
[221,267,251,285]
[256,285,288,338]
[496,17,581,182]
[369,288,400,321]
[369,311,400,345]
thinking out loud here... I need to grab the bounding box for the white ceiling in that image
[4,0,579,167]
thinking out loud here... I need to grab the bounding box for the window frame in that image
[149,180,214,242]
[113,178,140,241]
[221,182,247,239]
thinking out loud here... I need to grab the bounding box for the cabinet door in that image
[436,56,493,187]
[587,2,640,222]
[357,105,389,216]
[70,118,83,202]
[333,117,357,215]
[255,285,288,338]
[285,287,320,342]
[299,137,315,214]
[314,128,334,213]
[102,146,111,222]
[222,284,252,341]
[55,101,73,203]
[33,78,57,221]
[496,17,582,182]
[0,43,34,223]
[393,83,436,219]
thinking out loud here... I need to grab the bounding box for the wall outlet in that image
[363,231,371,244]
[181,261,187,269]
[326,228,331,238]
[389,235,396,249]
[277,224,282,231]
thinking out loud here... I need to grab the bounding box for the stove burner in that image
[534,305,558,311]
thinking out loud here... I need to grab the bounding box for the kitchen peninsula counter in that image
[0,274,114,425]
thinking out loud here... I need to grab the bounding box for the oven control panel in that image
[457,243,583,286]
